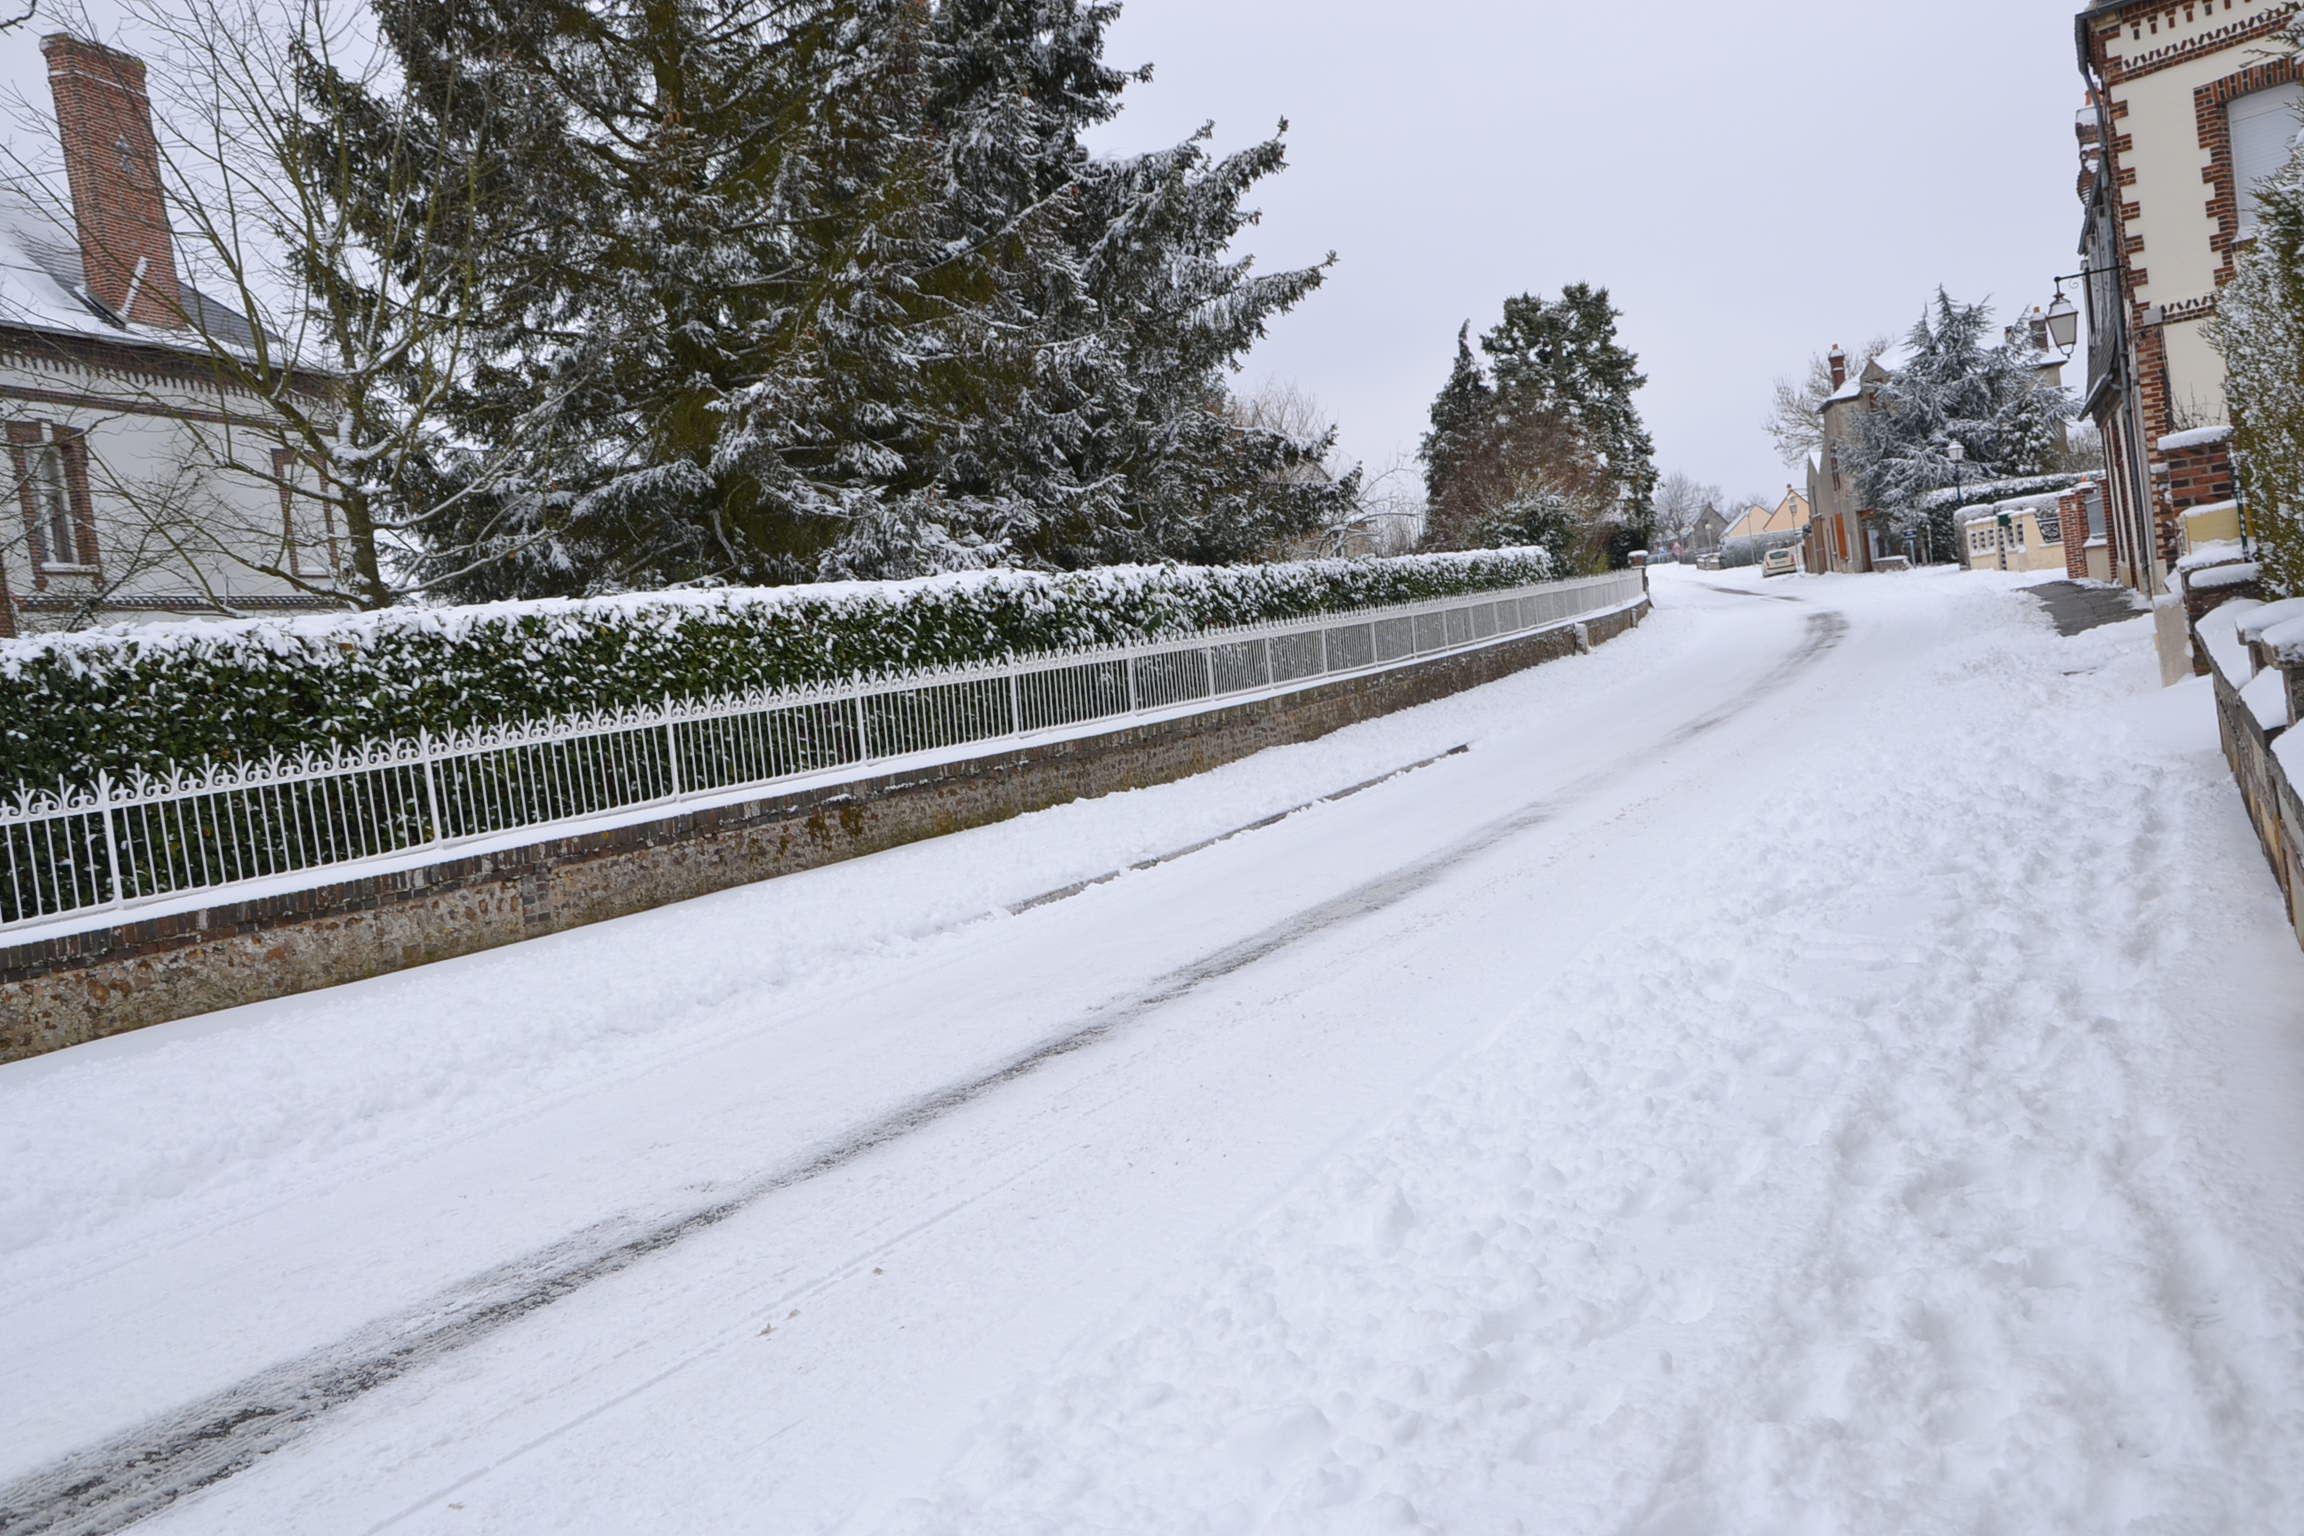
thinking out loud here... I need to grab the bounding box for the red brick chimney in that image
[1827,345,1847,391]
[42,34,183,329]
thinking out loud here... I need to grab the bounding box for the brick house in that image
[1804,345,1896,575]
[0,35,356,635]
[2070,0,2304,608]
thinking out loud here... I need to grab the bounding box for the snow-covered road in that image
[5,565,2302,1535]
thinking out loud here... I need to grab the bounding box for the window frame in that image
[5,420,97,577]
[273,446,341,581]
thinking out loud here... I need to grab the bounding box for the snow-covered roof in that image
[1819,341,1914,407]
[0,191,266,359]
[1956,490,2070,524]
[2158,425,2233,453]
[1918,474,2085,512]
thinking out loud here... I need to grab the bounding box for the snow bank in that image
[2196,598,2265,683]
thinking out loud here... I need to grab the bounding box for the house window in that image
[2231,82,2304,236]
[29,444,72,566]
[274,449,339,580]
[8,422,94,572]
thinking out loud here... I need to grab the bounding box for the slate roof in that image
[0,192,270,360]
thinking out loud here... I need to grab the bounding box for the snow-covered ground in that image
[4,563,2302,1535]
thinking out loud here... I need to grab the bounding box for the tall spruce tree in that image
[327,0,1343,597]
[1414,287,1653,568]
[1480,284,1656,549]
[1420,322,1491,517]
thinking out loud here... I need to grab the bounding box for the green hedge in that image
[0,549,1563,788]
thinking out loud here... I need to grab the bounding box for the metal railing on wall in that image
[0,570,1643,932]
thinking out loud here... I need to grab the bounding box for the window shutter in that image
[2231,83,2304,235]
[56,428,97,569]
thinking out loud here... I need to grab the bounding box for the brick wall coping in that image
[2160,424,2234,452]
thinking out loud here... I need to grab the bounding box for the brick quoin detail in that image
[2101,1,2297,84]
[41,34,182,328]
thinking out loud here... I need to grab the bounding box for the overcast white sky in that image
[8,1,2093,509]
[1086,0,2093,505]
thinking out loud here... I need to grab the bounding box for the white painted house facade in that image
[0,35,353,636]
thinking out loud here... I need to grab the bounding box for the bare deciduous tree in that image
[5,0,539,615]
[1652,472,1719,550]
[1764,334,1893,469]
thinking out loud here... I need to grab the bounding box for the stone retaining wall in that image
[0,600,1648,1062]
[2210,662,2304,947]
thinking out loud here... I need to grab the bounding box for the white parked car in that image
[1761,547,1800,578]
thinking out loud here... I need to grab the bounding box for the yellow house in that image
[1721,487,1812,543]
[1962,492,2067,575]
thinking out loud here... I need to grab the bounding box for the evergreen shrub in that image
[0,549,1561,787]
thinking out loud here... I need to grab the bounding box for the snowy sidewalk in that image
[4,565,2301,1535]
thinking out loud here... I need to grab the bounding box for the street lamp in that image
[2041,268,2122,361]
[2044,291,2079,357]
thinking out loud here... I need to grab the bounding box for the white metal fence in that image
[0,570,1643,932]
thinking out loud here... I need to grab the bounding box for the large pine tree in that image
[327,0,1345,597]
[1843,290,2074,553]
[1478,284,1656,551]
[1413,286,1653,569]
[1419,322,1492,529]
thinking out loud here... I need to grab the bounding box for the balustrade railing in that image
[0,570,1643,932]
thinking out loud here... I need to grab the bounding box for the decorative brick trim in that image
[0,322,331,407]
[2102,2,2297,84]
[11,591,345,613]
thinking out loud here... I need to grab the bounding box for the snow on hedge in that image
[0,549,1561,786]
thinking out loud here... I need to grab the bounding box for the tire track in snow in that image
[0,608,1846,1536]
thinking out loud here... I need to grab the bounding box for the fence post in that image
[664,718,684,799]
[1007,665,1023,739]
[1125,654,1139,713]
[96,772,125,910]
[1202,641,1218,698]
[420,731,445,846]
[853,693,873,763]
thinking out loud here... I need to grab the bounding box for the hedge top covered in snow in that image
[0,548,1563,787]
[1920,473,2086,514]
